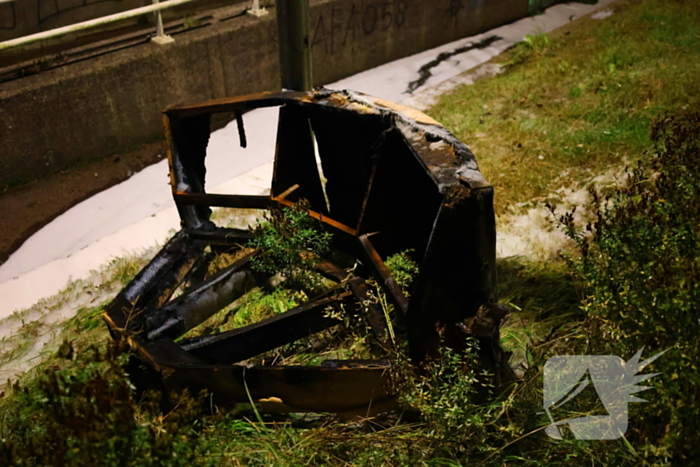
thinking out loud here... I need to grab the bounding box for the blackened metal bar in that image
[137,241,208,320]
[234,110,247,148]
[405,185,497,363]
[160,362,394,414]
[357,234,409,316]
[145,251,258,340]
[176,251,211,296]
[185,228,253,244]
[355,129,392,232]
[119,230,189,305]
[174,192,274,209]
[163,112,178,191]
[180,291,351,364]
[165,92,308,118]
[133,335,204,367]
[313,257,348,282]
[104,230,206,332]
[168,113,215,231]
[355,153,381,232]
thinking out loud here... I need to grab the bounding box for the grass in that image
[430,0,700,216]
[0,246,156,385]
[2,0,700,464]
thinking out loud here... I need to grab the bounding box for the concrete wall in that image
[309,0,526,85]
[0,0,248,42]
[0,0,143,42]
[0,0,529,188]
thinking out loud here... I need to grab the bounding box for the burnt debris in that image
[104,89,505,416]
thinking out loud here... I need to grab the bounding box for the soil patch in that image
[0,141,165,267]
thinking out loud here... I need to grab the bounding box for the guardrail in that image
[0,0,268,52]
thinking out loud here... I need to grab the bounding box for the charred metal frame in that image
[104,89,498,415]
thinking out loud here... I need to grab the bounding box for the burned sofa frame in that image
[104,89,498,416]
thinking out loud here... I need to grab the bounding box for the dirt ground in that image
[0,141,165,267]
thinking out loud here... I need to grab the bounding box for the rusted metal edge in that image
[165,89,491,194]
[357,234,409,316]
[275,197,358,237]
[163,91,311,118]
[117,332,395,414]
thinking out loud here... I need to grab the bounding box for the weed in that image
[182,16,201,30]
[559,111,700,463]
[384,249,420,296]
[249,199,332,293]
[523,30,550,54]
[0,341,198,467]
[503,30,550,67]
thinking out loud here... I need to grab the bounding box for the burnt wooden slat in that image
[275,197,357,236]
[180,290,351,364]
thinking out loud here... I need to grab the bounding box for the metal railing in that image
[0,0,267,52]
[248,0,269,16]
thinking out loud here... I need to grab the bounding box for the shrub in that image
[384,249,420,296]
[248,199,332,293]
[0,342,201,467]
[560,111,700,463]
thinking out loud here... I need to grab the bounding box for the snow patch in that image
[591,9,614,20]
[497,166,630,261]
[401,64,505,111]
